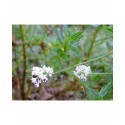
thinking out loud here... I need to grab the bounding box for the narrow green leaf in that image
[63,25,71,37]
[49,49,57,56]
[69,44,78,54]
[103,25,113,33]
[64,44,70,52]
[99,82,113,98]
[106,42,113,50]
[55,28,63,43]
[106,74,113,83]
[85,86,99,100]
[68,32,83,43]
[61,52,68,60]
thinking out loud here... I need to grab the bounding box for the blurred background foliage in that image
[12,25,113,100]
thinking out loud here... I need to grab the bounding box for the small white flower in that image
[73,65,91,81]
[31,67,41,76]
[34,82,39,88]
[39,74,48,82]
[31,65,54,87]
[41,65,54,76]
[31,77,40,88]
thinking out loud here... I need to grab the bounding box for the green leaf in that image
[106,74,113,83]
[60,52,68,60]
[55,28,63,43]
[49,49,57,56]
[68,32,83,43]
[103,25,113,33]
[106,42,113,50]
[69,44,78,54]
[99,82,113,98]
[63,25,71,37]
[64,44,70,52]
[85,86,100,100]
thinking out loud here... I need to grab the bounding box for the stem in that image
[19,25,26,100]
[54,51,112,74]
[13,47,21,91]
[82,51,112,64]
[87,26,101,57]
[90,73,112,75]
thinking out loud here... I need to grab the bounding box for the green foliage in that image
[54,28,63,43]
[12,25,113,100]
[45,30,83,71]
[84,82,113,100]
[106,41,113,50]
[99,82,113,98]
[103,25,113,33]
[67,32,83,43]
[85,86,100,100]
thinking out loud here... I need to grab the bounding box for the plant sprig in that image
[54,51,112,74]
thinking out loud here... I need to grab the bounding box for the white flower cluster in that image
[31,65,54,87]
[73,65,91,81]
